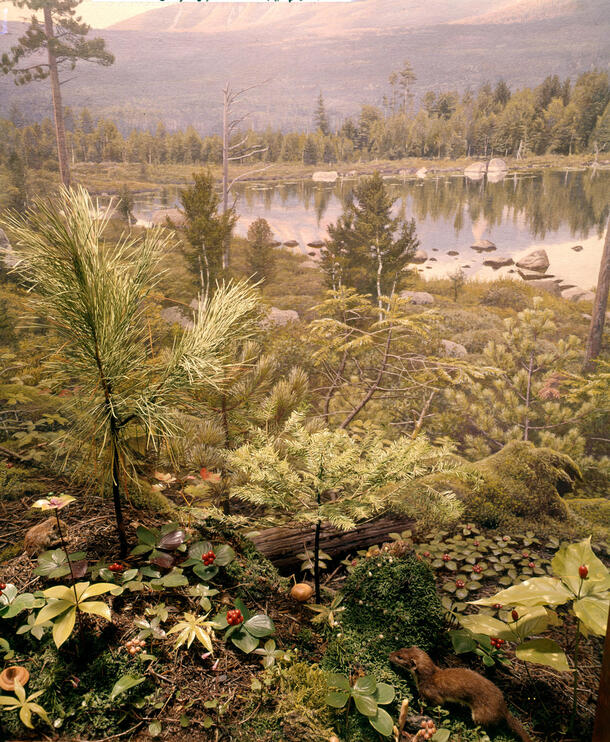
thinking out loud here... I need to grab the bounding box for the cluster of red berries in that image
[493,603,503,610]
[0,581,6,596]
[579,564,589,579]
[108,563,125,573]
[202,551,216,567]
[472,564,483,574]
[522,551,529,558]
[226,609,243,626]
[442,553,451,562]
[528,562,535,569]
[125,638,146,655]
[473,540,480,547]
[415,719,437,740]
[455,579,465,589]
[490,637,506,649]
[422,551,431,558]
[511,609,519,621]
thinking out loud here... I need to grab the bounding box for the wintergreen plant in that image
[1,187,262,553]
[325,672,395,737]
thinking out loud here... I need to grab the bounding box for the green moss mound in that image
[323,552,444,687]
[0,459,48,501]
[411,441,580,529]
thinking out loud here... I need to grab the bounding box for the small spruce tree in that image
[229,412,460,600]
[246,217,276,285]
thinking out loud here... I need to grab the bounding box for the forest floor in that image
[0,470,605,742]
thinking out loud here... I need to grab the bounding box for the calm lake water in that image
[131,168,610,291]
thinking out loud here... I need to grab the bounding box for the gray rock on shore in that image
[399,290,434,305]
[441,339,467,358]
[516,249,549,272]
[484,257,513,269]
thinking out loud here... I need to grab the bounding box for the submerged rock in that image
[471,239,497,252]
[447,250,459,256]
[307,240,325,248]
[464,162,486,180]
[283,240,299,247]
[312,170,338,183]
[571,245,583,252]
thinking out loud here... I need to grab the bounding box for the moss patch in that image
[409,441,580,529]
[0,460,48,501]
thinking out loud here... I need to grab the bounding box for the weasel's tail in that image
[506,710,532,742]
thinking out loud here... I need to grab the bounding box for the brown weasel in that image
[390,647,532,742]
[24,517,66,556]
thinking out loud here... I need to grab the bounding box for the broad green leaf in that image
[432,729,451,742]
[231,629,259,654]
[459,614,512,641]
[42,585,75,602]
[52,606,76,648]
[354,692,378,718]
[450,629,477,654]
[2,594,37,619]
[192,564,219,582]
[326,673,350,691]
[515,639,570,672]
[28,702,51,726]
[369,707,394,737]
[373,682,395,705]
[573,596,610,636]
[148,720,162,737]
[234,598,252,620]
[325,690,349,708]
[354,675,376,694]
[110,674,146,700]
[136,525,159,546]
[471,577,571,609]
[35,600,71,625]
[78,600,112,621]
[244,614,275,638]
[512,606,550,641]
[80,582,116,601]
[214,544,235,566]
[552,538,610,598]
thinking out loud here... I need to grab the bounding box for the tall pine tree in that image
[1,0,114,186]
[246,217,276,285]
[314,92,330,136]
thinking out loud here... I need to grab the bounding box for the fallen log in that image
[247,515,415,569]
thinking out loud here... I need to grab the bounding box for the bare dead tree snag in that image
[584,216,610,371]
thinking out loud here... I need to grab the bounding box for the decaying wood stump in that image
[247,515,415,569]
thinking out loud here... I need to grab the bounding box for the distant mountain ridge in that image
[0,0,608,133]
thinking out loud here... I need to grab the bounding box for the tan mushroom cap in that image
[0,665,30,691]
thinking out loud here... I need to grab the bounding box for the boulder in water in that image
[410,249,428,264]
[416,167,428,179]
[283,240,299,247]
[484,257,513,269]
[487,158,508,173]
[471,239,497,252]
[571,245,583,252]
[518,269,555,281]
[464,162,486,181]
[307,240,325,248]
[312,171,338,183]
[516,248,549,272]
[447,250,459,256]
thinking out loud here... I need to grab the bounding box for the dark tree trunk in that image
[593,605,610,742]
[584,216,610,371]
[43,6,70,188]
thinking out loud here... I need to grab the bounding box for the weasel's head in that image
[389,647,432,675]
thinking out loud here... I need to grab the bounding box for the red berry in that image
[473,541,480,546]
[493,603,503,610]
[522,552,529,558]
[511,609,519,622]
[528,562,535,569]
[579,565,589,580]
[442,554,451,562]
[423,551,431,558]
[0,582,6,590]
[109,563,124,573]
[472,564,482,574]
[455,579,465,588]
[503,536,510,542]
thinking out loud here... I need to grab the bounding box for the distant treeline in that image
[1,72,609,171]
